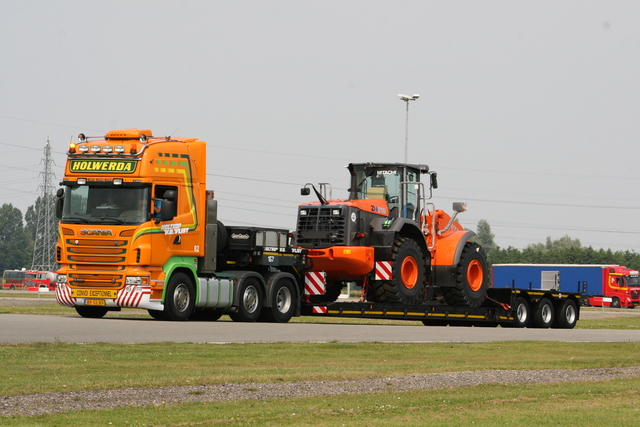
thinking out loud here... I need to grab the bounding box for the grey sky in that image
[1,1,639,251]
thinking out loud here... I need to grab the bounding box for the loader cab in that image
[348,163,430,220]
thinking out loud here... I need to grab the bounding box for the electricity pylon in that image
[31,137,58,271]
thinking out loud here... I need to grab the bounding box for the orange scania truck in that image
[55,129,305,322]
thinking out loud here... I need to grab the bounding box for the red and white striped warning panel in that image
[312,306,328,314]
[305,271,326,295]
[55,284,75,307]
[115,285,151,308]
[375,261,392,281]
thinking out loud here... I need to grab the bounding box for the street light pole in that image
[397,94,419,163]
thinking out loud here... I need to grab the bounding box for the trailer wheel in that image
[262,278,297,323]
[508,297,530,328]
[555,299,578,329]
[442,242,489,308]
[75,306,108,318]
[165,273,195,321]
[230,278,263,322]
[373,237,426,305]
[532,298,554,328]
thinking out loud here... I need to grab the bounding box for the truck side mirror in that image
[160,200,176,221]
[452,202,467,213]
[430,172,438,189]
[300,187,310,196]
[55,188,64,219]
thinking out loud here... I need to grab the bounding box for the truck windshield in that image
[627,275,640,287]
[61,185,151,225]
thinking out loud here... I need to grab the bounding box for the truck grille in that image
[296,206,346,248]
[64,238,128,288]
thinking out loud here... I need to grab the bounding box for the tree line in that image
[0,198,57,273]
[472,219,640,271]
[3,206,639,274]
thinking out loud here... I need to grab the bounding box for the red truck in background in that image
[492,264,640,308]
[1,270,57,291]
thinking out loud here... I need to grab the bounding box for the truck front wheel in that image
[230,278,263,322]
[165,273,195,321]
[75,306,108,318]
[373,237,426,305]
[442,242,489,308]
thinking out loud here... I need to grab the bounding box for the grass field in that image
[3,292,640,425]
[1,341,640,425]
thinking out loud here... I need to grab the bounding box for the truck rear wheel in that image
[230,278,263,322]
[554,299,578,329]
[262,278,297,323]
[75,306,108,318]
[373,237,426,305]
[532,298,554,328]
[165,273,195,321]
[442,242,489,308]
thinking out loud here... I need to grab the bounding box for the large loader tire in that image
[373,236,427,305]
[442,242,489,308]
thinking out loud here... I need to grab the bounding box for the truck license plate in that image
[71,289,118,299]
[86,299,106,306]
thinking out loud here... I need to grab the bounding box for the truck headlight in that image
[126,276,143,285]
[57,275,68,283]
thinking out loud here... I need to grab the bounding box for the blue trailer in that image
[492,264,640,308]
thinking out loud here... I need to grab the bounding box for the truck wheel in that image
[555,299,578,329]
[442,242,489,308]
[75,306,108,318]
[505,297,530,328]
[230,278,263,322]
[532,298,554,328]
[611,297,621,308]
[165,273,195,321]
[262,278,297,323]
[148,309,168,320]
[373,237,426,305]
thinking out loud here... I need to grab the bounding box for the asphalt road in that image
[3,313,640,344]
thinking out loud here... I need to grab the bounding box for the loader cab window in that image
[352,167,403,215]
[353,169,401,203]
[404,170,419,220]
[350,165,424,220]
